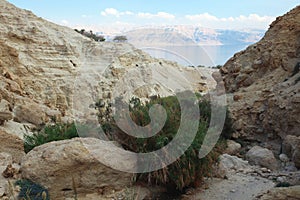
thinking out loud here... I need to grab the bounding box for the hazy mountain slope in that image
[122,26,265,46]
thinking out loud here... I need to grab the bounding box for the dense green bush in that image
[102,93,232,190]
[24,123,78,153]
[16,179,50,200]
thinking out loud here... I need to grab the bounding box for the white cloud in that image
[81,14,92,18]
[137,11,175,20]
[61,20,69,25]
[185,13,275,29]
[186,13,218,21]
[101,8,133,17]
[101,8,118,16]
[100,8,175,20]
[98,8,274,30]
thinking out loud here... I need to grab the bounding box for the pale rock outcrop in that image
[221,6,300,145]
[246,146,279,171]
[256,185,300,200]
[216,154,252,178]
[0,121,33,140]
[0,130,24,163]
[21,138,136,199]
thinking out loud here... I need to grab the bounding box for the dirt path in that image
[182,172,275,200]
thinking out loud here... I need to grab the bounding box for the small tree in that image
[95,35,105,42]
[113,35,127,42]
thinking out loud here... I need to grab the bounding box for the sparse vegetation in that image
[16,179,49,200]
[101,93,232,190]
[212,65,223,69]
[275,182,291,187]
[113,35,128,42]
[74,29,105,42]
[195,65,223,69]
[22,92,233,192]
[24,123,79,153]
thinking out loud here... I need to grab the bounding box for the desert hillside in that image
[0,0,210,135]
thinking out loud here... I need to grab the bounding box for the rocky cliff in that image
[221,6,300,150]
[0,0,210,136]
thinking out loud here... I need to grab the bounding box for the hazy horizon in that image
[7,0,299,32]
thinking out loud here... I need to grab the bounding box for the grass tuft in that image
[101,92,232,190]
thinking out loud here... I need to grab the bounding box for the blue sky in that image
[7,0,299,31]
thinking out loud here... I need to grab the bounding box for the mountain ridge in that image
[96,25,265,46]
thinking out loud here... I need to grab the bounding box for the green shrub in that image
[16,179,49,200]
[24,123,78,153]
[102,93,232,190]
[74,29,105,42]
[275,182,291,187]
[113,35,127,42]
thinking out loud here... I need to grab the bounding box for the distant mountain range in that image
[97,25,266,46]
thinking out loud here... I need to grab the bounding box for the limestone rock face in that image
[0,0,211,134]
[246,146,279,171]
[0,130,24,163]
[221,6,300,142]
[21,138,136,199]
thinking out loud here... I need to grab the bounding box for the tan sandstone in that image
[21,138,136,199]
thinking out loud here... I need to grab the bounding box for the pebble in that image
[277,177,285,182]
[261,168,268,172]
[279,154,289,163]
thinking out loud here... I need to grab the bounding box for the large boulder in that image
[13,101,48,126]
[246,146,279,171]
[0,130,24,163]
[282,135,300,168]
[21,138,136,199]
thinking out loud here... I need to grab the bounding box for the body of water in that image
[141,44,250,67]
